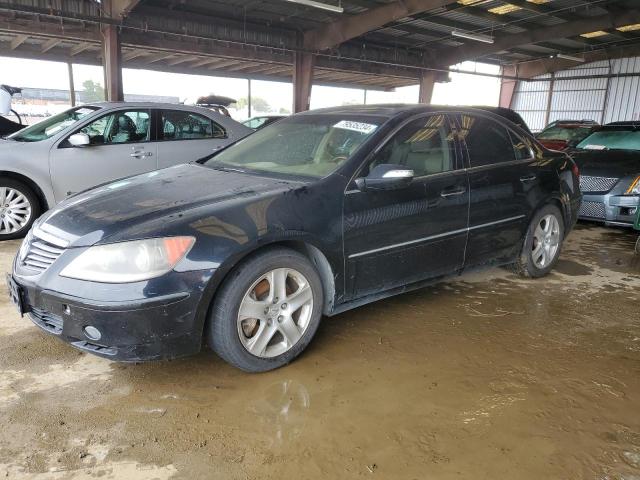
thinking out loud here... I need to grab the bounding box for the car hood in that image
[36,163,304,247]
[569,149,640,178]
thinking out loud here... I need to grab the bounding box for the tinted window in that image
[160,110,226,140]
[509,130,532,160]
[370,114,455,177]
[78,110,150,145]
[458,115,517,167]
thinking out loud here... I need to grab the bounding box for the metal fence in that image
[512,56,640,131]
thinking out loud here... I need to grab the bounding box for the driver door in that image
[49,109,157,201]
[343,113,469,299]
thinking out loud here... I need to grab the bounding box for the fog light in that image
[83,326,102,341]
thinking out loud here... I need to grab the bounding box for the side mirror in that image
[355,164,414,191]
[68,132,90,147]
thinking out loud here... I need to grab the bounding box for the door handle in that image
[520,174,536,182]
[440,187,466,198]
[130,151,152,158]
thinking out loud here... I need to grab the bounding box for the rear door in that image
[455,113,538,267]
[155,109,230,168]
[49,108,156,200]
[344,113,469,298]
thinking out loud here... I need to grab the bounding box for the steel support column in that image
[499,65,518,108]
[418,71,437,104]
[102,24,123,101]
[293,52,314,113]
[67,62,76,107]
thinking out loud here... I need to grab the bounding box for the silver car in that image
[0,102,252,239]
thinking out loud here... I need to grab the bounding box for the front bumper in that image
[10,266,213,362]
[579,192,639,227]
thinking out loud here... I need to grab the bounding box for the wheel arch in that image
[0,170,49,211]
[529,194,568,231]
[197,238,338,344]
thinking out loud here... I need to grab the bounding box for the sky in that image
[0,56,501,120]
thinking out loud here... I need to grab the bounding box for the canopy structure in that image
[0,0,638,111]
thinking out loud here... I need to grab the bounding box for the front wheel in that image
[0,178,40,240]
[512,204,564,278]
[207,248,324,372]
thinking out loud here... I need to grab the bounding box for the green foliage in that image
[235,96,271,113]
[81,80,105,102]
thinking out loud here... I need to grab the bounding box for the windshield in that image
[205,114,383,178]
[8,106,100,142]
[538,125,593,143]
[576,129,640,151]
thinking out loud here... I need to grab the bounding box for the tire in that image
[512,204,564,278]
[207,247,324,372]
[0,178,40,240]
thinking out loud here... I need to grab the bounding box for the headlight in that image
[60,236,195,283]
[626,176,640,195]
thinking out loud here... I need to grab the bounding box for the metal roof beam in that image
[10,34,28,50]
[515,42,640,78]
[40,38,61,53]
[438,9,640,66]
[303,0,457,51]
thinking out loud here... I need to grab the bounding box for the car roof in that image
[86,101,222,113]
[296,103,519,119]
[604,121,640,127]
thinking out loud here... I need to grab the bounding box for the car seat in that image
[112,115,137,143]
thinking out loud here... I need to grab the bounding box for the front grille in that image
[579,175,619,193]
[20,233,66,273]
[579,200,606,219]
[29,307,63,334]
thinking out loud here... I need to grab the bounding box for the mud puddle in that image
[1,226,640,479]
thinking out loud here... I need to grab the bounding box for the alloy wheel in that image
[0,187,32,235]
[531,214,560,268]
[237,268,314,358]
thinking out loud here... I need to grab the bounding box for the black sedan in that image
[8,105,581,372]
[570,122,640,226]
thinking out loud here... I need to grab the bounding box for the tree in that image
[81,80,105,102]
[235,96,271,113]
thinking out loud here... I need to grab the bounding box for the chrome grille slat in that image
[21,234,66,273]
[31,241,64,255]
[27,253,56,263]
[29,247,59,259]
[579,175,619,193]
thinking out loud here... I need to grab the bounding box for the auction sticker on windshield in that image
[333,120,378,134]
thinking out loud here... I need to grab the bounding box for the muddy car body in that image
[9,105,581,372]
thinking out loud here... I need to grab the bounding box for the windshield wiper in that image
[211,165,248,174]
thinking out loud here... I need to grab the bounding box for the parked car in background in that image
[195,94,237,117]
[536,119,599,151]
[571,121,640,226]
[474,106,533,135]
[8,105,580,371]
[242,115,286,130]
[0,84,24,137]
[0,102,252,239]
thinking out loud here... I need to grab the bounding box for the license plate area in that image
[6,274,27,316]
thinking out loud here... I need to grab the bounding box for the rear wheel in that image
[0,178,40,240]
[512,204,564,278]
[207,248,323,372]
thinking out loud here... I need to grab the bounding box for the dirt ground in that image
[1,224,639,479]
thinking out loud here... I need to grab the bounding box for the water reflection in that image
[248,379,310,446]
